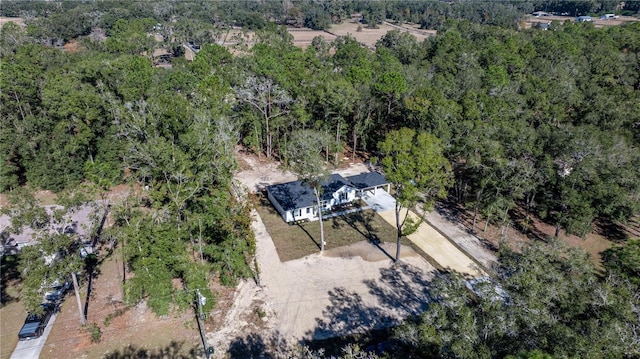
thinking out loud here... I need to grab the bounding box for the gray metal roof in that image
[266,174,351,211]
[346,172,388,189]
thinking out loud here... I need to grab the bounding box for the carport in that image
[360,191,395,212]
[346,172,390,197]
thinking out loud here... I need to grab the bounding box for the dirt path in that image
[377,208,483,277]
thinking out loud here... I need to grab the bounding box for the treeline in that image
[8,0,637,40]
[2,5,640,239]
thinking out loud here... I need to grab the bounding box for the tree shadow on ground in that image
[103,341,199,359]
[1,253,20,305]
[227,331,289,359]
[336,210,394,260]
[594,218,631,243]
[340,209,381,243]
[307,262,433,343]
[364,262,432,318]
[297,223,321,250]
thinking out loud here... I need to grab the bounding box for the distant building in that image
[532,11,551,17]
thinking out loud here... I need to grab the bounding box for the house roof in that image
[346,172,388,189]
[266,174,351,211]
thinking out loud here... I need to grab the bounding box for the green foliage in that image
[379,129,453,211]
[603,239,640,286]
[378,128,452,261]
[87,323,102,343]
[121,217,187,315]
[394,240,640,358]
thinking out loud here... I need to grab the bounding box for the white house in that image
[266,172,389,224]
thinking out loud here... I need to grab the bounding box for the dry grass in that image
[288,29,337,48]
[254,193,410,262]
[0,298,24,359]
[40,249,201,359]
[326,20,434,48]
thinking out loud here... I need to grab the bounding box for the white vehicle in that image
[576,16,593,22]
[600,14,619,20]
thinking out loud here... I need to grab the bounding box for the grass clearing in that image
[0,299,24,359]
[254,193,411,262]
[0,254,22,359]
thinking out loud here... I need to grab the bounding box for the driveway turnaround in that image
[377,208,483,277]
[245,209,435,341]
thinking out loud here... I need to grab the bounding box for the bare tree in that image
[234,76,292,159]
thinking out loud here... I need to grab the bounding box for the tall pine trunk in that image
[352,126,358,161]
[395,202,402,263]
[315,188,325,253]
[72,272,86,325]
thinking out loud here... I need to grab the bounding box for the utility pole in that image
[195,289,214,359]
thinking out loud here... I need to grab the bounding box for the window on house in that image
[295,209,301,217]
[339,192,348,202]
[306,208,310,214]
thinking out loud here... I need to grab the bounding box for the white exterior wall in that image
[270,185,359,223]
[267,190,288,223]
[287,206,317,223]
[330,186,357,206]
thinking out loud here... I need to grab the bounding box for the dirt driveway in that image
[210,155,437,355]
[211,152,501,356]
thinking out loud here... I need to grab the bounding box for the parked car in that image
[44,279,71,303]
[600,14,619,19]
[18,303,55,341]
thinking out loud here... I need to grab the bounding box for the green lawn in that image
[254,194,412,262]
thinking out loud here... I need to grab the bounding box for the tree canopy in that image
[2,2,640,355]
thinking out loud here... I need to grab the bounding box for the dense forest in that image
[2,0,640,357]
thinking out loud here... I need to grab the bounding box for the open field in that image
[326,20,434,48]
[0,17,24,28]
[218,20,432,52]
[288,29,337,48]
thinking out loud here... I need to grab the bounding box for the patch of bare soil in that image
[64,40,82,53]
[0,17,25,28]
[41,250,201,359]
[439,201,614,266]
[324,240,418,262]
